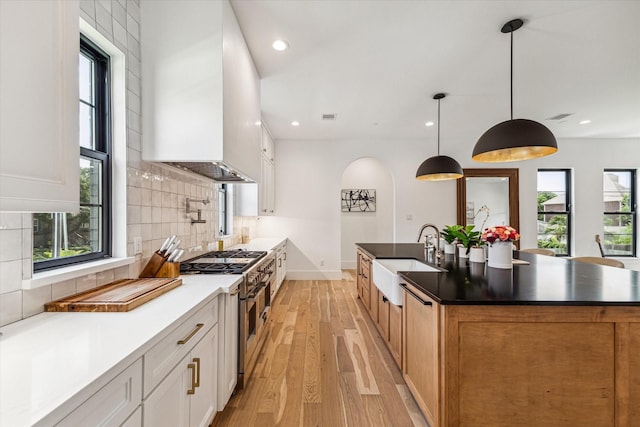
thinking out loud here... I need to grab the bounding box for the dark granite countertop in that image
[356,243,425,260]
[356,243,640,306]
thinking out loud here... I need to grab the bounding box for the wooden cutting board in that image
[45,278,182,312]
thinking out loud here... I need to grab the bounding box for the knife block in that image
[155,262,180,278]
[139,252,168,278]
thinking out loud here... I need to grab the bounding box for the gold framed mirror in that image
[456,168,520,238]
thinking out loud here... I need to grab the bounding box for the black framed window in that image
[537,169,572,256]
[603,170,636,257]
[219,184,228,235]
[33,36,111,271]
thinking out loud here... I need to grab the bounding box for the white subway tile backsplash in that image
[22,258,32,280]
[96,0,112,14]
[127,72,141,96]
[51,279,77,301]
[0,260,22,293]
[112,20,128,52]
[151,190,162,207]
[111,0,127,29]
[128,205,141,224]
[0,291,23,327]
[77,274,97,293]
[23,285,51,318]
[0,213,22,230]
[127,186,141,207]
[79,0,96,21]
[95,4,113,38]
[127,33,140,60]
[126,12,139,39]
[114,265,129,281]
[21,229,32,259]
[0,230,22,262]
[140,206,152,223]
[96,269,114,286]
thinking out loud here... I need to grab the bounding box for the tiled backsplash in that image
[0,0,245,327]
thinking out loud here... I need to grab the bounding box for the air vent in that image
[322,113,337,121]
[547,113,573,121]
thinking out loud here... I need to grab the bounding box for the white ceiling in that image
[231,0,640,148]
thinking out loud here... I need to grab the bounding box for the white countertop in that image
[0,274,243,427]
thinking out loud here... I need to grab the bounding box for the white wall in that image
[340,157,394,269]
[256,137,640,277]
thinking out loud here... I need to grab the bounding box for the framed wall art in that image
[341,189,376,212]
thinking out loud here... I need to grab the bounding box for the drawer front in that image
[144,297,218,397]
[56,358,142,427]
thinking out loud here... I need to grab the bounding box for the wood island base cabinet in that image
[401,281,640,427]
[356,249,403,369]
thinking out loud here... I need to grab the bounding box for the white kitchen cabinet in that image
[143,324,219,427]
[275,241,287,292]
[121,407,142,427]
[56,358,142,427]
[140,0,261,181]
[260,126,275,164]
[217,286,239,410]
[0,0,79,212]
[235,125,276,216]
[143,299,218,397]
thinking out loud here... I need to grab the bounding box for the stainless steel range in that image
[180,248,275,389]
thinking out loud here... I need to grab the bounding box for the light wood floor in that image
[213,271,428,427]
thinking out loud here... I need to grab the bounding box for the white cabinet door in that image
[143,355,190,427]
[0,0,79,212]
[259,156,275,215]
[144,325,219,427]
[189,325,218,427]
[57,359,142,427]
[218,290,238,410]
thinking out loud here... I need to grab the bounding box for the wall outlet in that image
[133,237,142,255]
[320,260,325,266]
[406,214,413,220]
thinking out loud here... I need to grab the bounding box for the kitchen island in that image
[356,243,640,427]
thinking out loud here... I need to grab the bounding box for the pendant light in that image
[416,93,463,181]
[472,18,558,163]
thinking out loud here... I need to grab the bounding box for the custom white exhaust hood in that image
[140,0,261,182]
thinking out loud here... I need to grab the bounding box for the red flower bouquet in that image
[481,225,520,244]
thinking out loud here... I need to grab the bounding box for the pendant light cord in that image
[510,26,514,120]
[437,97,441,155]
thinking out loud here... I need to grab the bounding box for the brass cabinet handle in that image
[177,323,204,345]
[193,357,201,388]
[187,363,196,395]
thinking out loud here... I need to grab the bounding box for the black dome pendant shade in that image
[472,18,558,163]
[416,93,463,181]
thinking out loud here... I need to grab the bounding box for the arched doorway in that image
[340,157,395,269]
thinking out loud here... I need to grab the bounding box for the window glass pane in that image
[33,207,102,262]
[603,171,632,212]
[79,52,93,104]
[79,103,95,149]
[603,213,633,256]
[80,157,102,205]
[537,170,570,256]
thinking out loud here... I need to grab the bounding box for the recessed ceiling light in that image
[579,119,591,125]
[425,121,434,127]
[291,121,300,126]
[272,39,289,51]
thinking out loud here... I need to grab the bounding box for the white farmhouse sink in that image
[372,258,440,305]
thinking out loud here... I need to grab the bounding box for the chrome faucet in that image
[417,223,441,265]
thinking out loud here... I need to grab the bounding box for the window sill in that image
[22,257,135,290]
